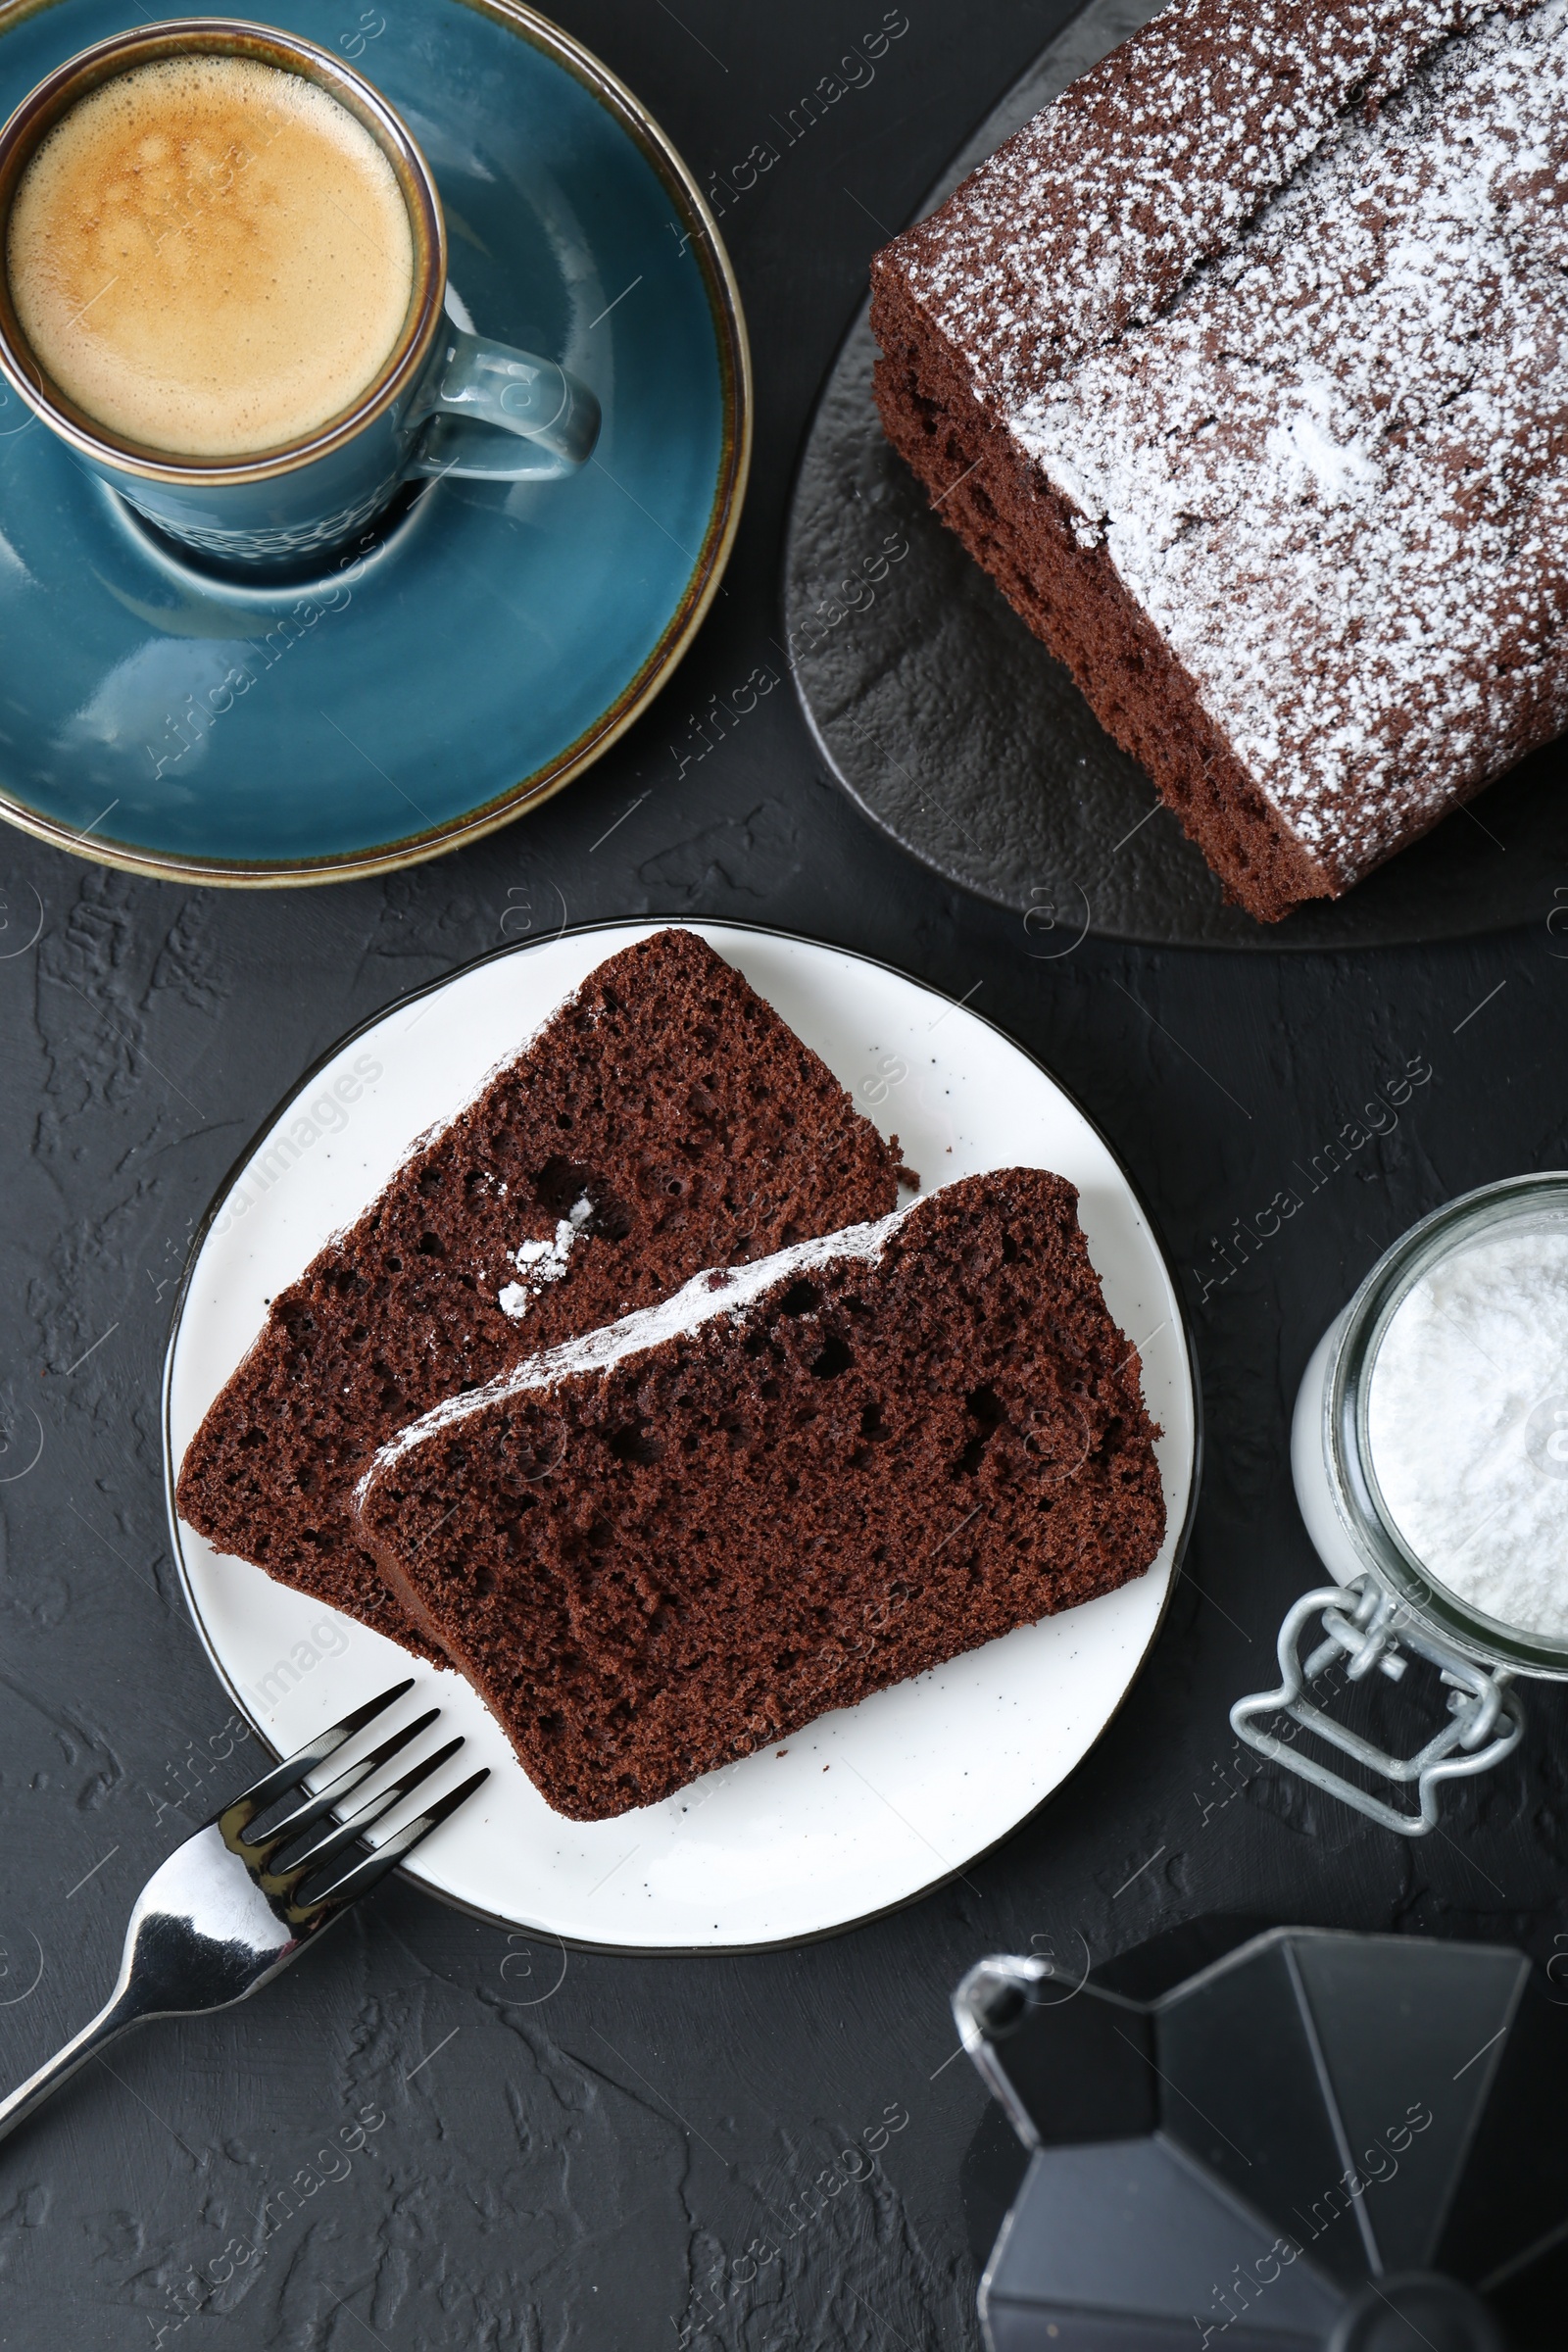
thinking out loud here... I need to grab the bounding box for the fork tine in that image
[262,1735,466,1892]
[305,1768,491,1913]
[235,1710,440,1863]
[218,1680,415,1835]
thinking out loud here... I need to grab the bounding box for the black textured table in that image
[0,3,1561,2345]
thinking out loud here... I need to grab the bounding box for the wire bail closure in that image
[1231,1572,1525,1837]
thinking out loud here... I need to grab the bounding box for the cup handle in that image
[408,325,601,481]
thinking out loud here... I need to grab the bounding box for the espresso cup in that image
[0,18,601,567]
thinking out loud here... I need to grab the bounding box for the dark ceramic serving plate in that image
[785,0,1568,950]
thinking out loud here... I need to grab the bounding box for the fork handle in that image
[0,1984,143,2147]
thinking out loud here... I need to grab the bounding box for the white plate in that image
[163,922,1198,1949]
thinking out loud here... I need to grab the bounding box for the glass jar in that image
[1296,1171,1568,1677]
[1234,1174,1568,1834]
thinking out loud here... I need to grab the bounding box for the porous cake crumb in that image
[354,1168,1165,1819]
[176,930,903,1656]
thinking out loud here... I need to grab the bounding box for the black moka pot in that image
[956,1925,1568,2350]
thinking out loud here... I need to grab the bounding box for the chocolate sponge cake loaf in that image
[353,1168,1164,1821]
[871,0,1565,921]
[176,930,903,1657]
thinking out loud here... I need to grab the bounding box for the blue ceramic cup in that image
[0,17,601,568]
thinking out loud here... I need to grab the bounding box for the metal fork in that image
[0,1681,486,2147]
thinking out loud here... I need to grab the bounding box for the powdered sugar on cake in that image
[360,1205,911,1492]
[498,1194,593,1319]
[895,0,1567,885]
[901,0,1531,399]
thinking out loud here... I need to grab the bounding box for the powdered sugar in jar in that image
[1235,1175,1568,1836]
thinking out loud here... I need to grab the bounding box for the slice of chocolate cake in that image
[353,1167,1165,1821]
[870,0,1563,922]
[176,930,904,1658]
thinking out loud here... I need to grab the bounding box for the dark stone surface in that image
[0,2,1564,2346]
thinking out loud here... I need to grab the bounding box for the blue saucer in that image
[0,0,748,881]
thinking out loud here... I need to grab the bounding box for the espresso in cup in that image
[6,54,415,458]
[0,20,599,566]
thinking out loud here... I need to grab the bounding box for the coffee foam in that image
[6,55,416,459]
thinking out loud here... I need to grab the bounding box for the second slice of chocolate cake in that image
[353,1167,1165,1821]
[176,929,903,1658]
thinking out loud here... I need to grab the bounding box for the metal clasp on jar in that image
[1230,1571,1525,1837]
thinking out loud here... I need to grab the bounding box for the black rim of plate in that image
[161,914,1203,1955]
[783,0,1568,951]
